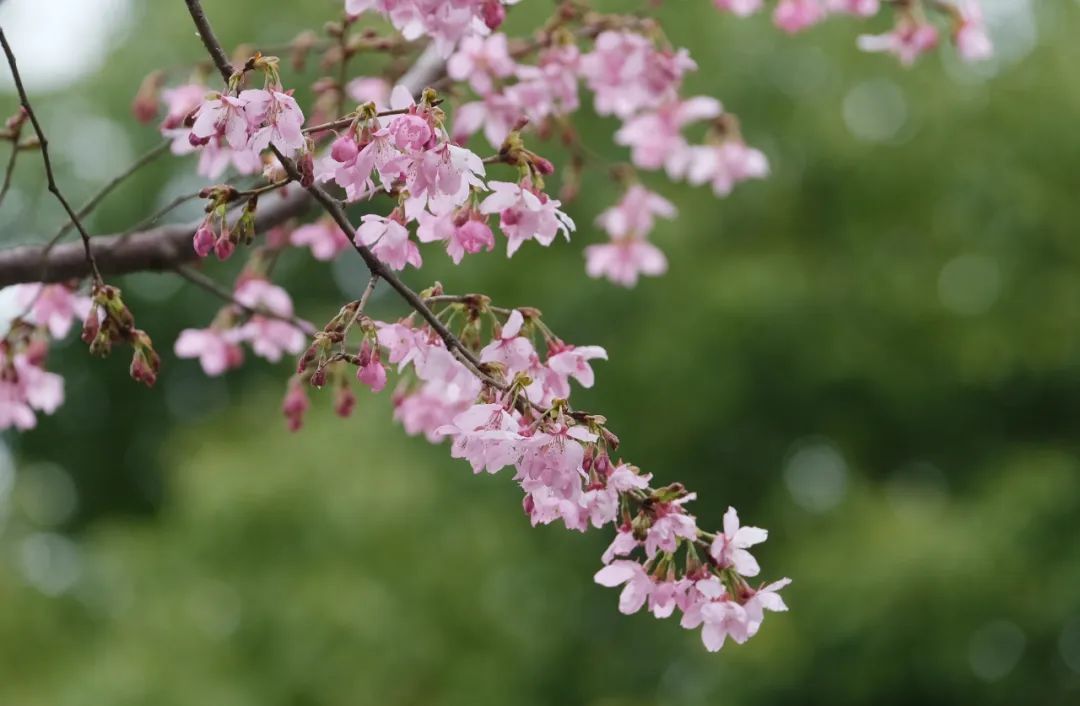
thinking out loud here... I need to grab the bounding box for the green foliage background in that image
[1,0,1079,703]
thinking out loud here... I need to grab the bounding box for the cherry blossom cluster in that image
[714,0,993,66]
[0,284,81,430]
[174,270,309,376]
[345,0,518,57]
[3,0,1002,653]
[286,291,789,650]
[440,13,770,286]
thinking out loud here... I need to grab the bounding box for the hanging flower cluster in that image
[0,0,999,651]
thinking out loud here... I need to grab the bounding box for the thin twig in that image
[0,139,19,208]
[118,191,201,238]
[175,263,317,335]
[44,139,171,250]
[0,27,103,284]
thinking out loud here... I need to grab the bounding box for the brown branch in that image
[0,188,311,287]
[0,27,104,284]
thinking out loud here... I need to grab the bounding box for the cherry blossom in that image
[12,284,88,339]
[857,20,940,66]
[710,506,768,577]
[585,239,668,288]
[448,33,517,95]
[479,180,575,256]
[174,327,244,376]
[291,219,351,260]
[234,279,307,362]
[954,0,993,62]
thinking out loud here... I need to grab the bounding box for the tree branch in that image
[0,188,311,287]
[0,27,104,284]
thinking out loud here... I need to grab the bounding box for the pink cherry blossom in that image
[594,560,653,615]
[355,214,422,271]
[479,180,575,256]
[602,527,639,564]
[710,506,768,577]
[683,141,769,197]
[714,0,763,16]
[743,578,791,637]
[584,239,668,287]
[291,219,351,260]
[580,31,697,119]
[189,93,251,150]
[546,343,607,391]
[12,284,89,339]
[246,89,307,156]
[615,97,722,174]
[644,507,699,558]
[436,402,523,473]
[453,93,523,149]
[448,33,517,95]
[773,0,827,34]
[174,327,244,376]
[826,0,878,17]
[234,279,307,362]
[356,341,388,392]
[160,83,205,130]
[857,20,939,66]
[0,352,64,431]
[347,77,391,108]
[479,309,535,374]
[596,186,677,239]
[955,0,993,62]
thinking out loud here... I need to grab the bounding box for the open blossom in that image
[344,0,517,57]
[508,44,581,122]
[773,0,827,34]
[602,527,639,564]
[174,327,244,376]
[857,19,939,66]
[436,403,523,473]
[580,32,697,119]
[355,214,422,271]
[616,97,723,175]
[744,578,791,637]
[233,279,307,362]
[12,284,89,339]
[644,507,699,558]
[546,343,607,391]
[597,186,677,239]
[291,219,351,260]
[246,89,307,156]
[710,507,768,577]
[585,239,668,287]
[826,0,878,16]
[954,0,993,62]
[714,0,763,16]
[479,180,575,256]
[189,93,252,150]
[479,309,534,374]
[594,560,654,615]
[682,141,769,197]
[448,33,516,95]
[416,209,495,264]
[453,92,523,149]
[0,352,64,431]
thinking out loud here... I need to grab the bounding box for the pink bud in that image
[214,233,235,261]
[193,224,216,258]
[334,385,357,418]
[482,0,506,30]
[331,135,359,163]
[282,381,310,432]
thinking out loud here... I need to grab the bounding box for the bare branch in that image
[0,188,311,287]
[0,27,104,283]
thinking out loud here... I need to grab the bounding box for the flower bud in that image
[481,0,506,30]
[214,231,235,261]
[331,134,358,163]
[193,224,216,258]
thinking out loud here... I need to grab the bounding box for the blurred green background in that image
[2,0,1080,703]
